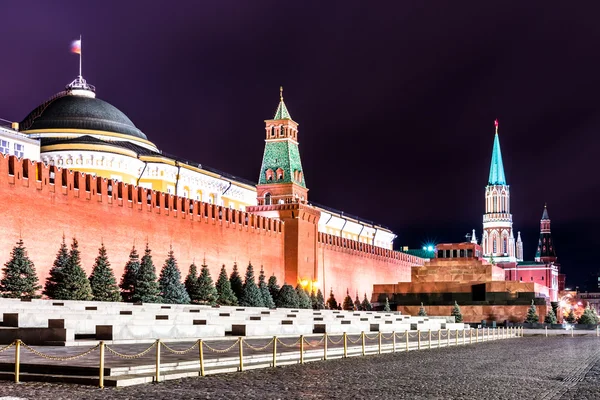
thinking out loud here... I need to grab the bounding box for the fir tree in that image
[525,300,539,323]
[229,262,244,301]
[276,284,299,308]
[326,289,338,310]
[215,265,237,306]
[342,289,354,311]
[0,239,41,298]
[135,244,161,303]
[258,266,275,309]
[354,293,362,311]
[239,263,264,307]
[565,309,577,324]
[418,302,427,316]
[184,263,201,304]
[56,238,92,300]
[361,293,372,311]
[315,289,325,310]
[88,243,120,302]
[544,308,557,324]
[267,274,280,305]
[310,290,318,310]
[296,284,312,309]
[197,262,218,305]
[383,296,391,312]
[158,248,190,304]
[451,301,463,323]
[578,304,599,325]
[43,235,69,299]
[120,246,140,302]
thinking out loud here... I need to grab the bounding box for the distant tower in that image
[248,88,320,286]
[481,120,519,263]
[470,229,477,244]
[516,232,523,262]
[535,204,557,263]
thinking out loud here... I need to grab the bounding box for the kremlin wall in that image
[0,75,565,321]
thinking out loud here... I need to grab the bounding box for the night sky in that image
[1,2,599,289]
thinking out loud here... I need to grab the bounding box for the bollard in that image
[463,329,466,345]
[362,332,366,356]
[488,327,490,340]
[545,326,548,337]
[14,339,20,384]
[428,329,432,350]
[571,327,574,338]
[378,332,382,354]
[239,337,244,372]
[155,339,161,383]
[447,329,450,347]
[98,341,105,388]
[324,333,328,360]
[455,330,458,346]
[417,330,421,350]
[300,335,304,364]
[199,340,205,376]
[343,332,348,358]
[272,337,277,368]
[438,330,441,349]
[470,329,473,344]
[597,326,599,337]
[406,331,409,351]
[392,331,396,352]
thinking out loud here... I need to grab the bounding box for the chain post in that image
[476,328,479,343]
[447,329,450,347]
[300,335,304,364]
[196,340,204,376]
[488,327,490,340]
[378,332,382,354]
[417,330,421,350]
[470,329,473,344]
[405,331,409,351]
[438,330,441,348]
[392,331,396,352]
[324,333,328,360]
[239,338,244,371]
[155,339,161,383]
[343,332,348,358]
[455,330,458,346]
[14,339,20,383]
[361,332,365,356]
[571,326,574,338]
[272,336,277,368]
[597,326,599,337]
[428,329,431,350]
[98,341,105,388]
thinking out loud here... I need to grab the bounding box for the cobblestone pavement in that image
[1,337,599,400]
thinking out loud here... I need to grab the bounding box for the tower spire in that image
[488,119,506,185]
[274,86,291,120]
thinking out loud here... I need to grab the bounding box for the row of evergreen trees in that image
[526,300,600,325]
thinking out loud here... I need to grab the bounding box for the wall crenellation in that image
[1,155,283,235]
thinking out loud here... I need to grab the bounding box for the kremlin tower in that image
[535,204,557,264]
[481,120,523,263]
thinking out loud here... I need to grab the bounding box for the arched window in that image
[276,168,284,181]
[492,235,497,254]
[265,193,271,205]
[502,236,508,254]
[279,126,285,137]
[271,127,275,137]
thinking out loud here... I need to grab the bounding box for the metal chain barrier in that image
[364,333,379,341]
[408,332,419,338]
[161,341,199,355]
[276,337,302,348]
[0,342,14,354]
[303,336,325,347]
[21,342,99,361]
[244,338,275,351]
[202,339,241,354]
[440,330,449,337]
[346,335,362,344]
[394,332,406,340]
[327,335,344,345]
[105,342,156,359]
[381,333,394,340]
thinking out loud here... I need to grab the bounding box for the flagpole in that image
[79,34,82,78]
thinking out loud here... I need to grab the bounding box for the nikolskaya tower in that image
[481,120,523,263]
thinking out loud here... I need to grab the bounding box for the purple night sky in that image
[1,1,598,288]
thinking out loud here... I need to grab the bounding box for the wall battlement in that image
[317,232,423,265]
[0,155,283,235]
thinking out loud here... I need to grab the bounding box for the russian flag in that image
[71,39,81,54]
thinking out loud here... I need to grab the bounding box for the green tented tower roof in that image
[488,130,507,185]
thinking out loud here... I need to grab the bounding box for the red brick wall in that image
[317,233,418,302]
[0,156,285,288]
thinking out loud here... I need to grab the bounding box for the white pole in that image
[79,34,82,78]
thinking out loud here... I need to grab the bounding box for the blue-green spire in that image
[488,119,506,185]
[273,86,291,120]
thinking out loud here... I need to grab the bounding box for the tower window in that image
[265,193,271,205]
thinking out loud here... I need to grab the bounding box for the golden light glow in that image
[300,280,308,287]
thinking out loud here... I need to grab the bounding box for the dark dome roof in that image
[21,92,148,140]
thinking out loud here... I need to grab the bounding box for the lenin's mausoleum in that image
[0,74,565,322]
